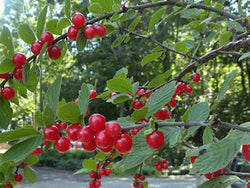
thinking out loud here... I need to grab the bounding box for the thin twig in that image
[217,119,250,132]
[219,171,250,177]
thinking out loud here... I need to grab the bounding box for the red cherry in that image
[109,92,117,98]
[13,53,26,67]
[66,123,81,141]
[99,168,106,176]
[156,164,162,171]
[193,73,200,83]
[55,137,71,153]
[1,86,15,100]
[43,125,59,141]
[154,162,160,167]
[60,122,67,130]
[139,174,145,181]
[132,100,143,110]
[184,84,193,94]
[144,91,151,98]
[48,45,61,60]
[176,83,185,91]
[40,32,54,45]
[89,180,95,187]
[138,184,144,188]
[190,156,197,164]
[162,159,167,164]
[95,181,101,188]
[89,171,97,179]
[247,184,250,188]
[242,145,250,161]
[105,121,121,138]
[4,183,13,188]
[82,139,96,152]
[84,25,96,39]
[43,140,49,145]
[31,41,43,55]
[95,25,106,37]
[78,126,94,144]
[105,168,112,176]
[95,130,113,149]
[75,98,79,103]
[0,72,9,79]
[89,113,106,132]
[136,89,146,95]
[98,142,113,153]
[54,121,61,129]
[14,174,23,183]
[85,107,89,116]
[31,147,42,155]
[162,163,168,169]
[146,130,164,150]
[67,26,79,41]
[114,133,133,154]
[134,173,139,179]
[89,90,97,99]
[72,13,85,27]
[133,182,138,187]
[168,97,176,108]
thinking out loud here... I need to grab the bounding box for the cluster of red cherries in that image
[133,174,146,188]
[154,159,168,171]
[3,173,23,188]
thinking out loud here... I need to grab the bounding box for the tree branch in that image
[220,171,250,177]
[217,119,250,132]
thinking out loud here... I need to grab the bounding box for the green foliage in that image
[174,42,187,53]
[107,93,132,104]
[78,83,89,116]
[148,8,166,31]
[0,98,13,129]
[26,155,39,165]
[141,52,162,67]
[0,26,14,58]
[199,175,239,188]
[24,166,36,183]
[18,24,36,44]
[76,27,87,51]
[131,106,148,122]
[57,102,82,123]
[0,59,15,74]
[107,77,133,93]
[36,6,48,39]
[111,35,126,48]
[88,3,104,14]
[82,158,97,171]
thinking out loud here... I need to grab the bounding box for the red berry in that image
[89,180,95,187]
[95,130,113,149]
[162,163,168,169]
[168,97,176,108]
[67,26,79,41]
[247,184,250,188]
[43,140,49,145]
[13,53,26,67]
[190,156,197,164]
[0,72,9,79]
[154,162,160,167]
[98,142,113,153]
[162,159,167,164]
[136,89,146,96]
[84,25,96,39]
[14,174,23,183]
[54,121,61,129]
[138,184,144,188]
[82,139,96,152]
[1,86,15,100]
[96,163,100,169]
[89,90,97,99]
[75,98,79,103]
[95,181,101,188]
[89,113,106,132]
[78,126,94,144]
[43,125,59,141]
[242,145,250,161]
[31,41,43,55]
[60,122,67,130]
[48,45,61,60]
[55,137,71,153]
[40,32,54,46]
[193,73,200,83]
[95,25,106,37]
[89,171,97,179]
[154,108,170,120]
[105,168,112,176]
[134,174,139,179]
[114,133,133,154]
[105,121,121,138]
[133,182,138,187]
[72,13,85,27]
[4,184,13,188]
[139,174,145,181]
[184,84,193,94]
[132,100,143,110]
[156,164,162,171]
[109,92,117,98]
[99,168,106,176]
[146,130,164,150]
[31,147,42,155]
[85,107,89,116]
[176,83,185,91]
[66,123,81,141]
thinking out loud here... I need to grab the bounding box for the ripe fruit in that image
[72,13,85,27]
[105,121,121,138]
[66,123,81,141]
[60,122,67,130]
[48,45,61,60]
[43,125,59,141]
[13,53,26,67]
[184,84,193,94]
[191,156,197,164]
[242,145,250,161]
[132,100,143,110]
[67,26,79,41]
[95,130,113,149]
[193,73,200,82]
[0,72,9,79]
[84,25,96,39]
[99,168,106,176]
[139,175,145,181]
[98,142,113,153]
[89,90,97,99]
[89,180,95,187]
[109,92,117,98]
[13,67,23,80]
[89,113,106,132]
[82,139,96,152]
[14,174,23,183]
[1,86,15,100]
[133,182,138,187]
[55,137,71,153]
[95,25,106,37]
[40,32,54,45]
[146,130,164,150]
[114,133,133,154]
[134,174,139,179]
[78,126,94,143]
[138,183,144,188]
[4,183,13,188]
[31,147,42,155]
[31,41,43,55]
[95,181,101,187]
[154,108,170,120]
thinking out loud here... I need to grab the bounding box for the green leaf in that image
[93,0,113,13]
[188,20,205,32]
[88,2,104,14]
[78,83,89,116]
[182,107,191,122]
[44,141,53,153]
[0,26,14,57]
[65,0,71,20]
[115,67,128,76]
[148,70,172,88]
[141,52,162,67]
[239,52,250,61]
[146,82,175,118]
[148,7,166,31]
[18,23,36,45]
[95,152,109,160]
[97,90,112,100]
[43,105,55,126]
[0,127,40,143]
[24,166,36,183]
[43,76,62,115]
[219,31,232,46]
[22,63,30,85]
[0,59,15,74]
[111,35,126,48]
[76,27,87,51]
[36,6,48,39]
[199,175,239,188]
[57,18,71,31]
[73,168,89,175]
[128,16,142,31]
[26,66,39,92]
[0,98,13,129]
[82,159,97,171]
[160,126,181,148]
[35,111,43,126]
[107,93,132,104]
[132,82,139,95]
[55,40,67,64]
[203,127,212,145]
[57,102,82,123]
[26,155,39,165]
[1,135,44,163]
[126,9,136,19]
[107,77,133,93]
[46,19,60,35]
[131,106,148,122]
[36,42,48,64]
[174,42,187,53]
[115,116,134,127]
